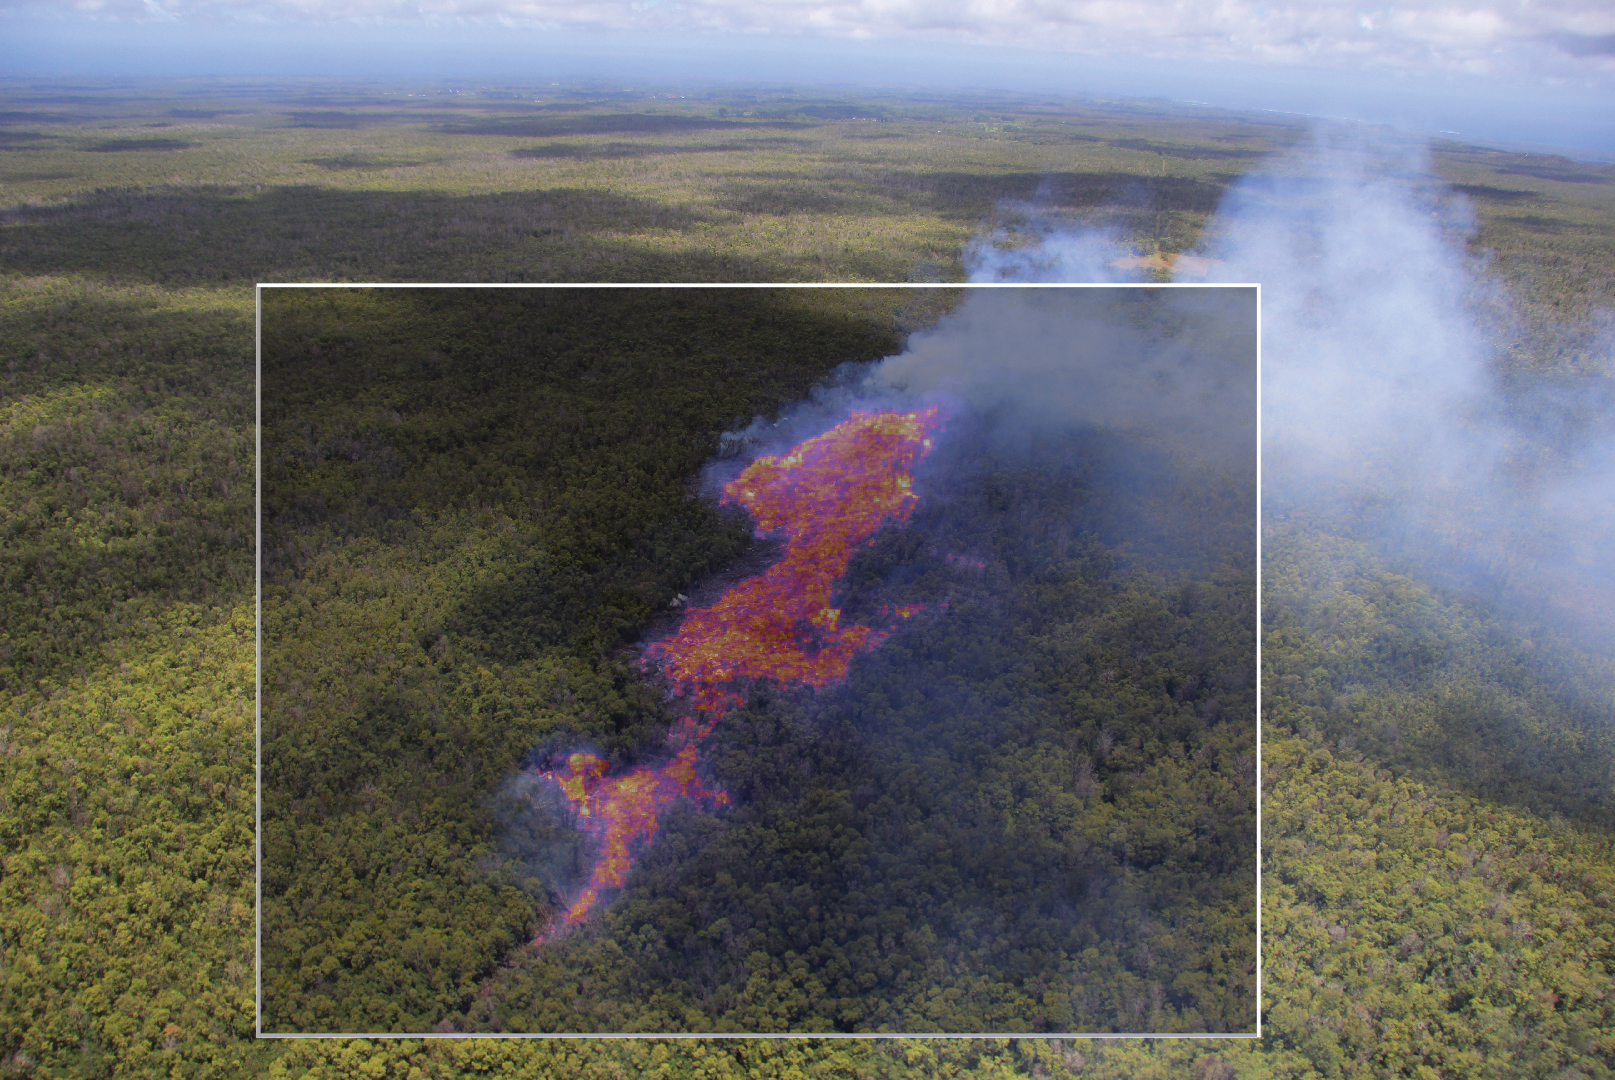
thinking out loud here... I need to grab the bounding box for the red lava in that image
[536,408,942,933]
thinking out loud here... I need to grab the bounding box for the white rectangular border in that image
[254,281,1263,1040]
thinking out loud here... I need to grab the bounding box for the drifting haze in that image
[987,130,1615,634]
[1206,137,1497,493]
[874,288,1257,463]
[706,287,1256,496]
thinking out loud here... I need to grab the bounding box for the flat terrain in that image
[256,285,1258,1035]
[2,78,1614,1077]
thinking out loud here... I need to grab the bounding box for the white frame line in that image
[253,281,1263,1041]
[255,284,265,1038]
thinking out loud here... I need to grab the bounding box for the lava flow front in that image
[537,407,942,932]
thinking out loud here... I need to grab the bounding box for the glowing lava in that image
[537,407,942,932]
[543,748,730,927]
[651,407,941,696]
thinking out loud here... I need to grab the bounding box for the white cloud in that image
[9,0,1615,82]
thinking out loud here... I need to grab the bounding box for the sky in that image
[4,1,1614,157]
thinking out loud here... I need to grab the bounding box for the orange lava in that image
[543,749,729,927]
[649,407,941,695]
[537,408,941,932]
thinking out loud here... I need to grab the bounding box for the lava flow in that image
[536,407,942,933]
[542,747,729,927]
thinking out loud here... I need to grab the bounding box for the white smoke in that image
[965,216,1135,284]
[1204,134,1502,497]
[960,127,1615,634]
[705,279,1256,497]
[867,285,1256,463]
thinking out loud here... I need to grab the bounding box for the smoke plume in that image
[965,218,1133,285]
[706,284,1257,504]
[956,129,1615,640]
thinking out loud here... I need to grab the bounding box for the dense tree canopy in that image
[1,80,1611,1078]
[259,288,1258,1035]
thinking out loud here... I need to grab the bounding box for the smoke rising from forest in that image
[870,287,1256,464]
[953,130,1615,639]
[689,127,1615,739]
[965,224,1131,285]
[705,283,1257,505]
[1207,135,1500,494]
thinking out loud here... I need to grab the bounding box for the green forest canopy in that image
[257,286,1257,1035]
[1,80,1613,1077]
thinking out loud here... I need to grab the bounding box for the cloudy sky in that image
[6,0,1614,155]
